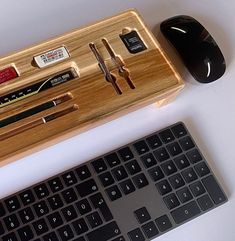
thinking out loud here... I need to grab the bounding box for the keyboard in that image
[0,122,227,241]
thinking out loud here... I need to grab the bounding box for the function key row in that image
[133,122,188,156]
[91,123,189,175]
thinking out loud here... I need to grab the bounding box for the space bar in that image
[86,221,121,241]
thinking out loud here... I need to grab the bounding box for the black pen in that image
[0,94,71,128]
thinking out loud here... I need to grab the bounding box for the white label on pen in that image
[34,46,70,68]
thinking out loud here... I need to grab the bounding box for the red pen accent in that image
[0,67,18,84]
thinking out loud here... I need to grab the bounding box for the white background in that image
[0,0,235,240]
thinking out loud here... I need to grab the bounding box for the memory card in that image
[120,30,147,54]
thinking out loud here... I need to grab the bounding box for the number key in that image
[4,196,20,212]
[3,214,20,231]
[34,184,49,199]
[19,190,35,206]
[19,207,35,224]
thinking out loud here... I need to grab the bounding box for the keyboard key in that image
[128,228,145,241]
[2,232,18,241]
[161,160,177,176]
[92,158,107,173]
[43,232,58,241]
[171,123,187,138]
[90,193,113,222]
[76,165,91,180]
[148,166,164,182]
[5,196,20,212]
[174,155,190,170]
[132,173,149,189]
[164,193,180,209]
[195,162,210,177]
[17,225,34,241]
[106,186,122,201]
[119,179,136,195]
[202,175,227,204]
[186,149,202,164]
[141,221,159,238]
[190,181,206,197]
[105,153,121,168]
[34,184,49,199]
[61,188,78,204]
[86,211,103,228]
[156,180,172,195]
[72,218,88,235]
[169,173,185,189]
[146,134,162,149]
[62,171,78,186]
[179,136,195,151]
[76,179,98,197]
[58,225,74,241]
[0,221,5,235]
[171,201,201,224]
[197,194,214,211]
[133,140,149,155]
[76,199,92,215]
[177,187,193,203]
[48,177,63,193]
[33,218,49,236]
[125,160,141,175]
[159,129,175,143]
[33,201,49,217]
[166,142,182,157]
[153,147,170,162]
[61,205,78,222]
[155,215,172,232]
[141,153,157,168]
[4,214,20,231]
[47,211,63,228]
[0,202,6,217]
[112,166,128,181]
[118,147,134,161]
[19,190,35,206]
[134,207,151,224]
[99,172,115,187]
[47,194,63,210]
[87,221,121,241]
[182,168,198,183]
[19,207,35,224]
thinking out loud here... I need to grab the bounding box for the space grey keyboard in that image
[0,122,227,241]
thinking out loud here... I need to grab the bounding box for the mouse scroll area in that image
[160,15,226,83]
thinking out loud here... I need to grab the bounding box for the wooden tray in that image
[0,10,184,166]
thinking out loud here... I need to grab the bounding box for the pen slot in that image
[101,38,135,90]
[89,42,122,95]
[0,67,78,109]
[0,104,78,141]
[0,93,72,128]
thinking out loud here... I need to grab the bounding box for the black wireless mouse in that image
[160,15,226,83]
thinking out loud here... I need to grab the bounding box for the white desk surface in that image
[0,0,235,240]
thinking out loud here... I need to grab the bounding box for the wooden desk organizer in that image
[0,10,184,166]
